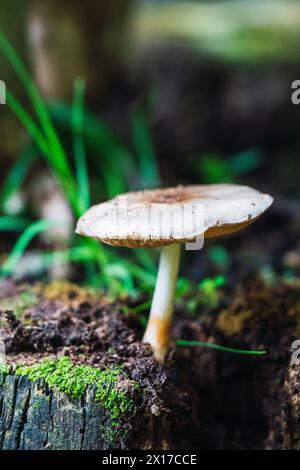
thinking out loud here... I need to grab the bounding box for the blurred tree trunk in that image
[27,0,133,103]
[0,0,133,180]
[0,0,27,162]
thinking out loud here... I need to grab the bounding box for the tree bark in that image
[283,361,300,450]
[0,371,171,450]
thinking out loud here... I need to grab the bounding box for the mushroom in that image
[76,184,273,363]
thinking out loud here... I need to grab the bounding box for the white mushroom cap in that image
[76,184,273,248]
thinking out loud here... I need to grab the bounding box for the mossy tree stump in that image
[0,359,179,450]
[0,357,140,450]
[3,279,300,449]
[0,373,108,450]
[0,281,188,450]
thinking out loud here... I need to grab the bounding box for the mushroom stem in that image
[143,243,181,363]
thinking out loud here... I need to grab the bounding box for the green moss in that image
[0,364,10,375]
[15,357,137,421]
[31,399,42,410]
[100,422,130,445]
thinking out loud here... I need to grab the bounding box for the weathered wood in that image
[283,361,300,450]
[3,279,300,449]
[0,371,169,450]
[0,282,186,450]
[0,373,110,450]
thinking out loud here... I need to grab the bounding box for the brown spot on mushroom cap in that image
[76,184,273,248]
[130,185,200,204]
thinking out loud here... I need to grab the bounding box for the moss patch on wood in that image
[0,364,11,375]
[2,356,138,422]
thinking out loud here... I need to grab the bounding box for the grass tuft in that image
[0,32,159,294]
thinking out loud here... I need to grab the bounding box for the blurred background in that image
[0,0,300,300]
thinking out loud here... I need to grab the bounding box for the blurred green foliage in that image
[175,274,228,318]
[199,149,263,184]
[207,245,232,271]
[198,274,227,308]
[0,30,257,300]
[0,31,159,295]
[134,1,300,64]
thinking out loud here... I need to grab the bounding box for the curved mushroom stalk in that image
[143,244,181,363]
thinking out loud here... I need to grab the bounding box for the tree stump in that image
[283,360,300,450]
[2,279,300,449]
[0,374,105,450]
[0,371,172,450]
[0,281,190,450]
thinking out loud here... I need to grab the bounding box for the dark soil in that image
[1,276,300,449]
[173,279,300,449]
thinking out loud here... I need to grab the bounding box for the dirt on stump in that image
[0,280,191,450]
[0,278,300,449]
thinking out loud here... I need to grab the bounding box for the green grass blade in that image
[228,149,263,175]
[0,219,58,277]
[6,91,81,216]
[131,106,160,188]
[48,101,137,194]
[99,159,129,199]
[5,246,104,283]
[121,259,156,287]
[133,248,157,273]
[0,145,36,208]
[0,216,32,232]
[176,340,267,356]
[6,91,50,156]
[0,32,82,216]
[80,237,109,268]
[0,30,69,168]
[32,245,99,269]
[72,78,90,210]
[130,300,151,314]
